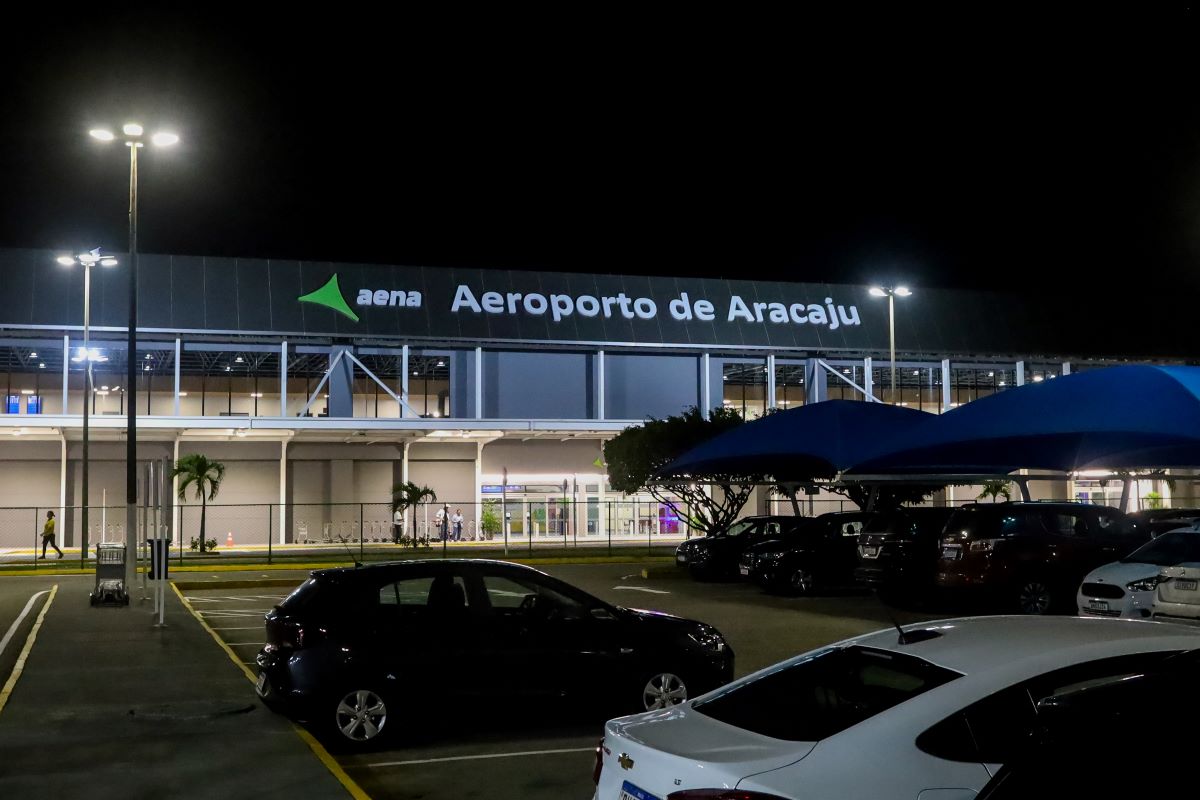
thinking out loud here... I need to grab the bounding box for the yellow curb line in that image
[0,584,57,717]
[170,582,372,800]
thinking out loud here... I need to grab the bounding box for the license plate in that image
[941,547,961,560]
[861,546,878,559]
[619,782,662,800]
[1089,600,1109,611]
[1177,579,1198,591]
[255,672,268,697]
[739,566,750,575]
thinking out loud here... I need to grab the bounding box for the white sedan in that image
[1077,529,1200,619]
[592,616,1200,800]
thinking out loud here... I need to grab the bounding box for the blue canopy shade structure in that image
[852,365,1200,474]
[655,400,931,482]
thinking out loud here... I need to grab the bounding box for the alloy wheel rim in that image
[643,673,688,711]
[791,569,814,593]
[335,689,387,741]
[1019,582,1052,614]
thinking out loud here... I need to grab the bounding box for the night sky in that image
[2,5,1199,314]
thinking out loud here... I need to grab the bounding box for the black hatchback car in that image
[737,511,876,593]
[674,515,800,579]
[255,560,734,745]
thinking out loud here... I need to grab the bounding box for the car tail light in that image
[279,620,323,649]
[969,538,1001,552]
[593,738,607,785]
[668,791,790,800]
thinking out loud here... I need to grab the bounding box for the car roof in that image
[312,559,546,580]
[842,616,1200,678]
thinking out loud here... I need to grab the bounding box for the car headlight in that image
[688,628,727,653]
[1126,575,1166,592]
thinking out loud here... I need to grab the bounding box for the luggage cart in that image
[90,542,129,606]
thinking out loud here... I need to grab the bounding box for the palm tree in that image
[173,454,226,553]
[977,480,1012,503]
[392,481,437,547]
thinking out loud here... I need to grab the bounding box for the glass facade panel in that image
[775,364,806,409]
[723,361,767,419]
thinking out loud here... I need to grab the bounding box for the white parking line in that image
[0,590,50,660]
[366,747,595,768]
[610,586,670,594]
[224,642,264,647]
[210,626,264,631]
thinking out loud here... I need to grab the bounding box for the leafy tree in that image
[480,500,501,538]
[977,480,1012,503]
[828,483,946,512]
[172,454,226,554]
[391,481,437,547]
[604,406,758,537]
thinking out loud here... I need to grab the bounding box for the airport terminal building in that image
[0,247,1182,548]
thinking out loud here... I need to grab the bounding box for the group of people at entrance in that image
[391,505,467,543]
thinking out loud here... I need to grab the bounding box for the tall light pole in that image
[89,123,179,588]
[58,250,117,564]
[868,285,912,400]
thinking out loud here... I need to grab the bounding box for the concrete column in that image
[941,359,951,412]
[328,347,354,418]
[475,441,483,537]
[401,345,411,418]
[1062,362,1071,376]
[596,350,605,421]
[280,340,288,416]
[804,359,827,403]
[1016,361,1026,387]
[172,437,181,545]
[62,335,69,413]
[701,353,711,417]
[59,433,67,547]
[279,439,288,544]
[173,338,182,416]
[766,354,776,409]
[474,346,483,420]
[863,357,874,402]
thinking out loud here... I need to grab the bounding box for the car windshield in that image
[723,520,759,538]
[692,645,961,741]
[1123,531,1200,566]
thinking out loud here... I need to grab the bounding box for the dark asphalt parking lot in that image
[183,562,944,800]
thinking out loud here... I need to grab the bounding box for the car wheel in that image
[333,688,390,744]
[789,568,816,595]
[642,672,688,711]
[1016,579,1054,615]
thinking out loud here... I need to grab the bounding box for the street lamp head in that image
[122,123,144,137]
[868,287,887,297]
[100,258,118,267]
[894,286,912,297]
[151,132,179,147]
[89,129,115,141]
[56,256,76,266]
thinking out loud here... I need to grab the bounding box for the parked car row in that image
[679,502,1159,614]
[1077,523,1200,623]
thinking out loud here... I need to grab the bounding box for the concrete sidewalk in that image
[0,576,359,799]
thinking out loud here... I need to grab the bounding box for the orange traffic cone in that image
[226,531,234,547]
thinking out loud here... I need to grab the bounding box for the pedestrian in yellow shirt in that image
[40,510,63,559]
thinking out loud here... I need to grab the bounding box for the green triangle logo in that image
[298,275,359,322]
[593,455,605,468]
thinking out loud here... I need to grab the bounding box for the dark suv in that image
[675,515,801,580]
[255,560,734,745]
[738,511,875,593]
[853,507,956,601]
[936,502,1149,614]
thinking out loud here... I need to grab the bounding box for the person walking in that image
[452,508,464,541]
[435,504,448,541]
[392,507,404,544]
[40,510,63,559]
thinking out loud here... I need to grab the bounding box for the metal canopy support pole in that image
[766,354,776,409]
[1062,362,1072,377]
[1016,361,1026,387]
[279,439,288,545]
[58,433,67,556]
[125,139,139,596]
[280,340,287,417]
[701,353,711,417]
[298,350,344,417]
[172,436,181,547]
[475,346,483,420]
[173,338,181,416]
[863,357,874,402]
[941,359,951,413]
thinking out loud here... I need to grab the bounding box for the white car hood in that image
[602,704,813,795]
[1082,560,1160,589]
